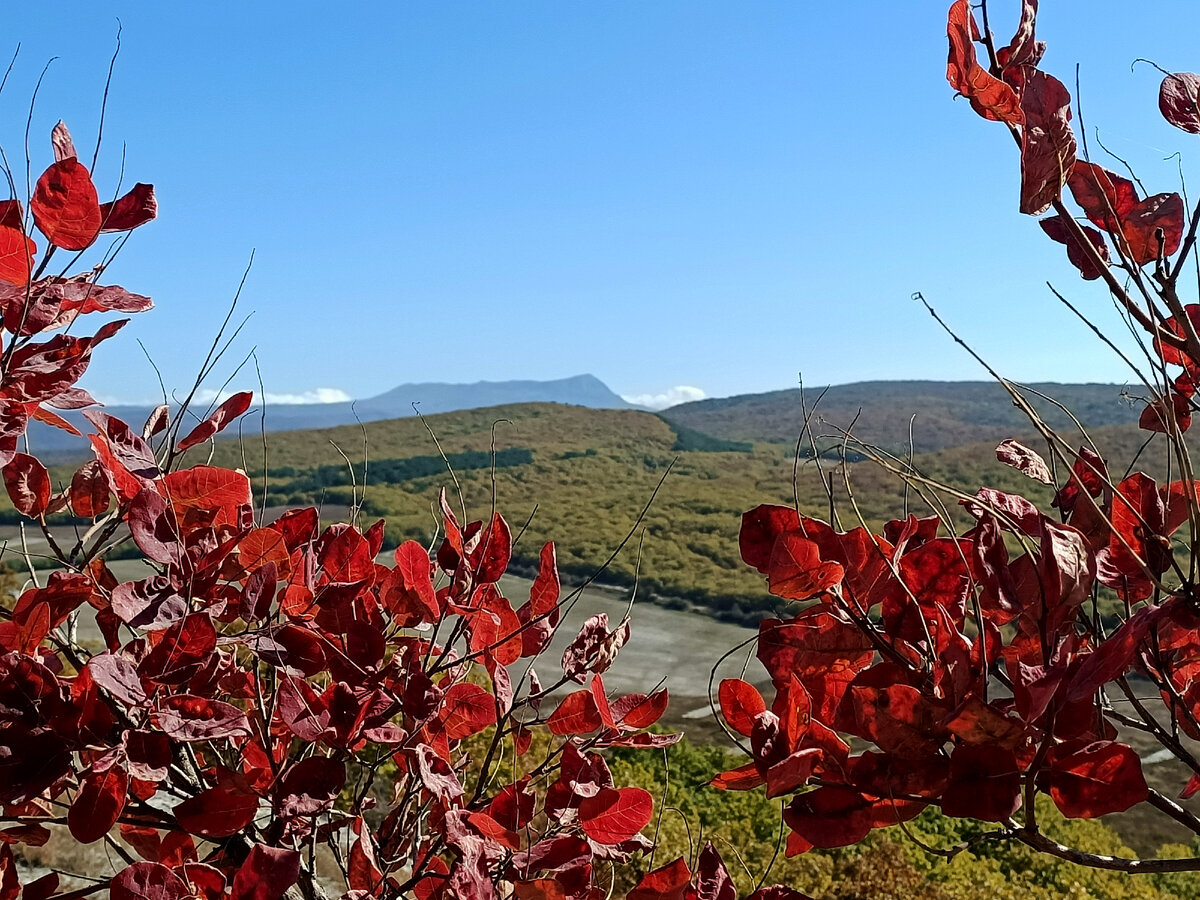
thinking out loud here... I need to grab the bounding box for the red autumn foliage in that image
[0,119,690,900]
[710,1,1200,880]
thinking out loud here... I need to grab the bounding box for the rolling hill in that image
[20,379,1178,626]
[27,373,633,459]
[661,380,1146,453]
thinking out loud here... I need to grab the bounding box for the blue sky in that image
[1,1,1198,408]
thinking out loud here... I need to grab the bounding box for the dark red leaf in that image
[277,756,345,818]
[628,856,690,900]
[783,787,879,849]
[71,459,111,517]
[1017,68,1076,215]
[0,227,34,287]
[32,157,101,250]
[578,787,653,845]
[766,531,844,601]
[692,843,737,900]
[719,678,767,737]
[1124,193,1185,265]
[473,511,511,583]
[100,183,157,232]
[740,504,800,572]
[173,783,259,837]
[1140,391,1192,434]
[139,614,217,684]
[2,453,50,517]
[152,694,252,742]
[439,681,496,740]
[1066,162,1138,232]
[177,391,254,451]
[613,688,669,730]
[110,863,189,900]
[946,1,1023,124]
[68,762,128,843]
[230,845,300,900]
[1160,72,1200,134]
[1044,740,1148,818]
[1038,215,1110,280]
[546,689,602,735]
[940,744,1021,822]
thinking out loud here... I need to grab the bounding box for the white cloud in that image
[191,387,352,406]
[621,385,707,411]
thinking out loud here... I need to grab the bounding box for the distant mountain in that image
[662,381,1146,454]
[29,374,634,459]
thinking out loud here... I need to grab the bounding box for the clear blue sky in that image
[0,1,1197,408]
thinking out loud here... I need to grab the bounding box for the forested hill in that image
[661,381,1143,453]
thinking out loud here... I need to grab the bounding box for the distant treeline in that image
[271,448,534,493]
[665,422,753,453]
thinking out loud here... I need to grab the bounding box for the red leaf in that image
[274,758,343,820]
[439,681,496,740]
[238,529,291,579]
[383,541,440,624]
[1044,740,1148,818]
[173,783,259,837]
[0,201,22,231]
[1122,192,1185,265]
[518,541,561,656]
[160,464,251,524]
[0,226,35,287]
[740,504,800,572]
[766,531,844,601]
[783,787,879,849]
[100,183,157,232]
[1017,68,1076,215]
[1038,215,1110,280]
[613,688,669,730]
[68,762,128,843]
[51,121,77,162]
[110,863,189,900]
[940,744,1021,822]
[945,1,1023,125]
[177,391,254,451]
[560,612,631,683]
[473,511,511,583]
[995,439,1053,484]
[71,460,111,517]
[578,786,653,844]
[32,157,101,250]
[710,761,766,791]
[546,689,602,735]
[1140,391,1192,434]
[128,487,182,565]
[139,614,217,684]
[230,845,300,900]
[1066,162,1138,232]
[152,695,252,742]
[2,453,50,517]
[719,678,767,737]
[88,652,148,706]
[628,856,690,900]
[692,843,737,900]
[757,610,874,723]
[1160,72,1200,134]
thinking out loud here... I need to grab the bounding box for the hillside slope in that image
[663,380,1144,453]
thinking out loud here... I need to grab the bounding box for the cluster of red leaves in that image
[627,844,810,900]
[948,1,1200,434]
[717,422,1200,851]
[0,126,679,900]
